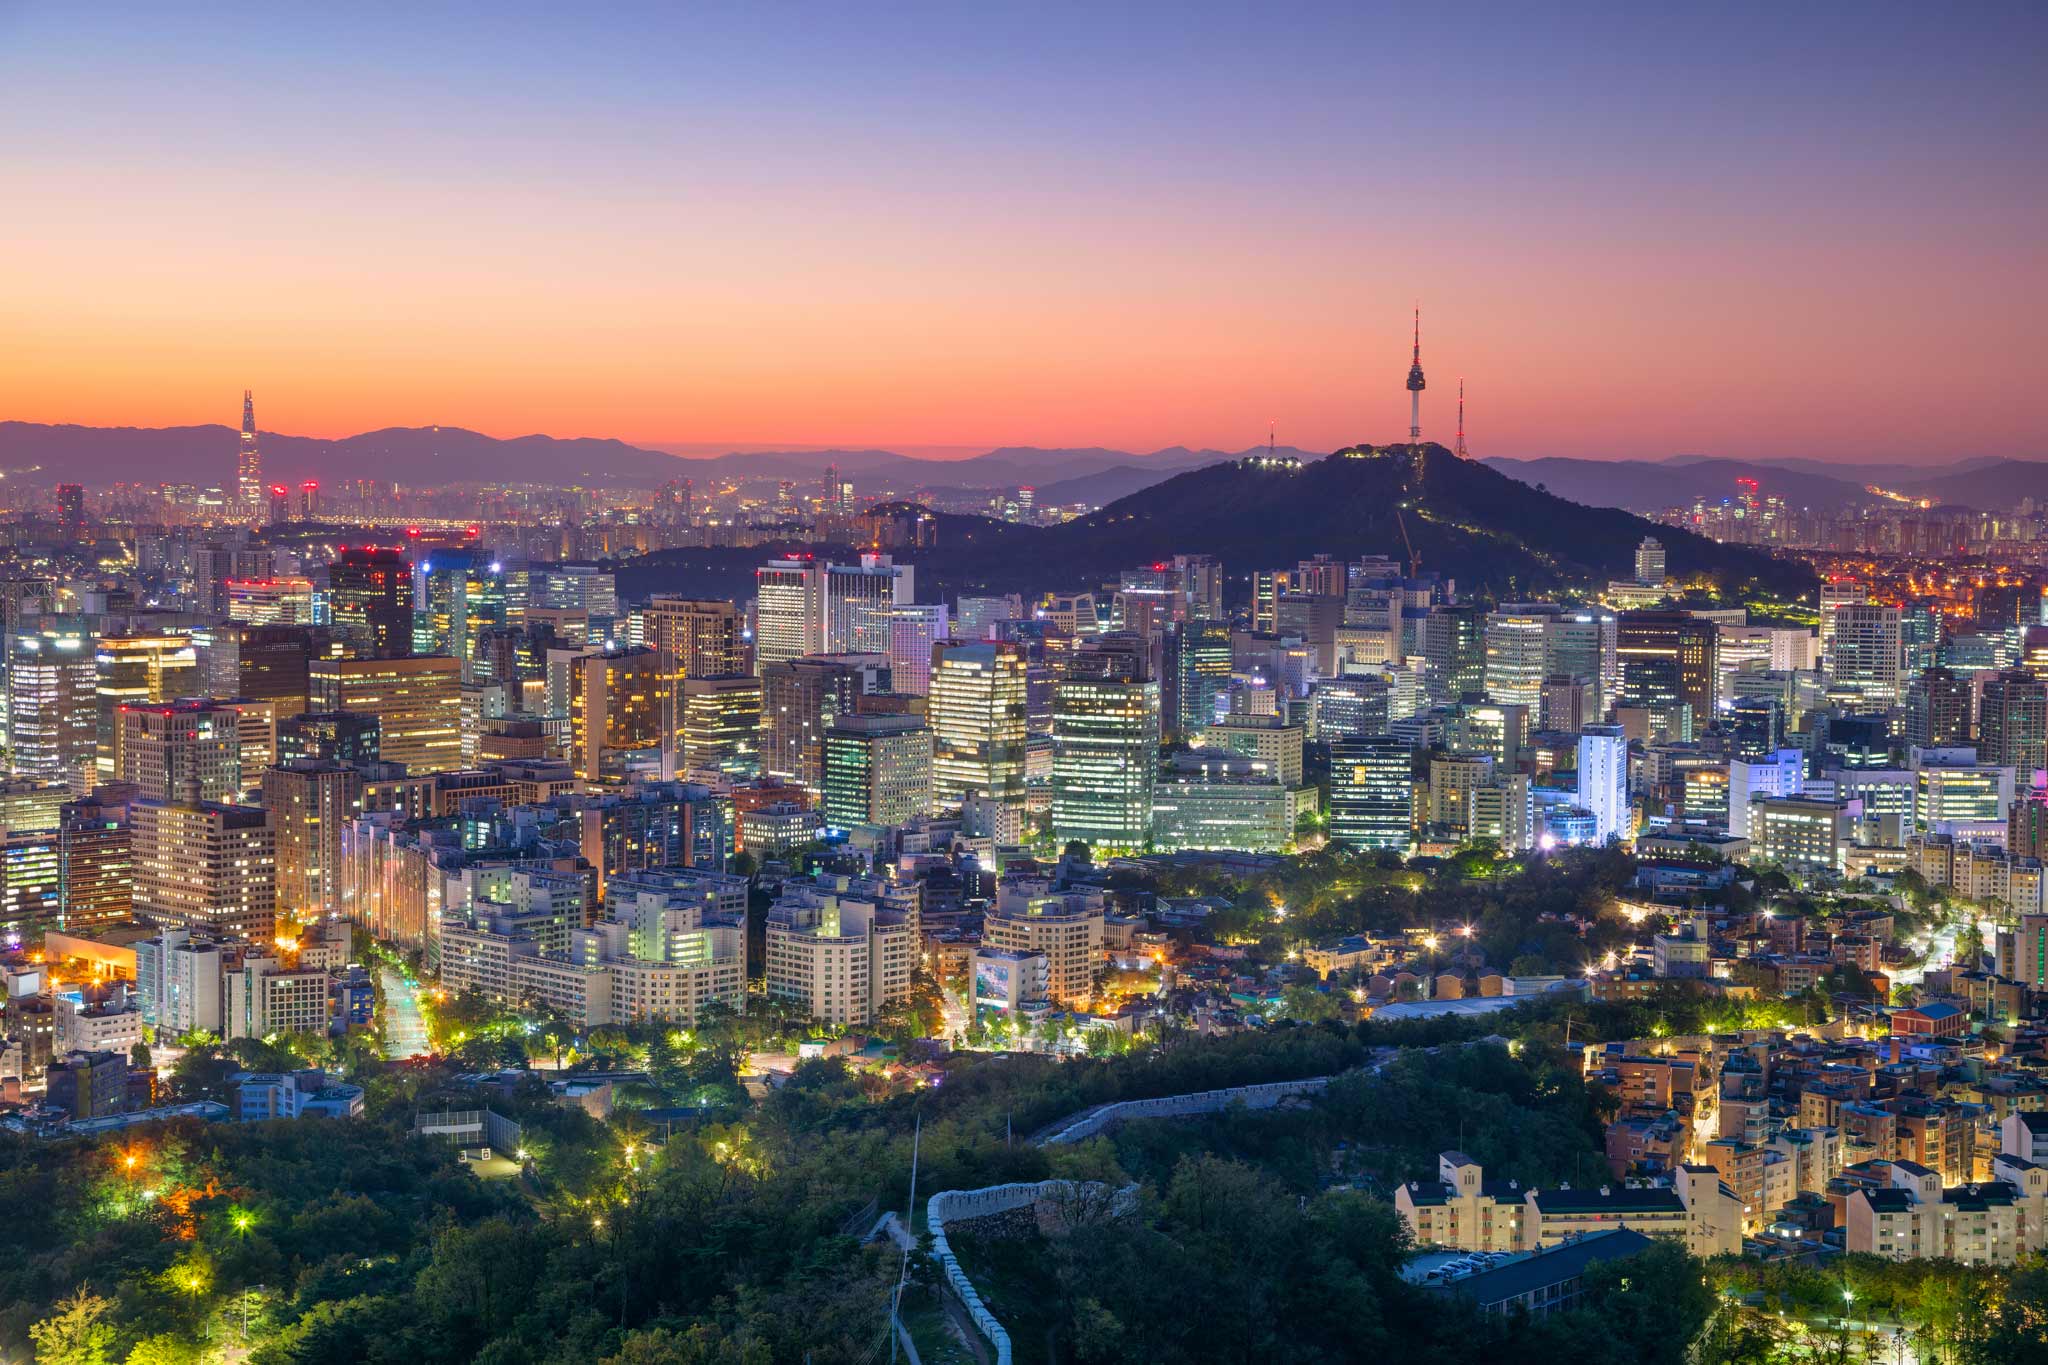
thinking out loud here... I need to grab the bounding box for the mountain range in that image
[1482,454,2048,514]
[0,420,1304,495]
[616,442,1814,606]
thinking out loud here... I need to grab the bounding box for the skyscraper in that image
[754,557,825,672]
[1050,641,1160,854]
[1980,669,2048,779]
[262,759,363,918]
[644,597,748,679]
[1616,610,1718,732]
[759,654,888,794]
[117,699,243,805]
[327,546,414,658]
[1164,618,1233,740]
[885,602,950,696]
[823,555,913,655]
[1827,603,1904,707]
[929,640,1028,809]
[1576,724,1630,844]
[235,390,263,517]
[680,674,763,778]
[93,632,202,782]
[308,655,462,774]
[1483,604,1560,710]
[54,484,85,537]
[1903,667,1972,750]
[130,800,276,940]
[564,646,673,784]
[6,625,97,793]
[1328,736,1413,851]
[1423,603,1488,703]
[822,712,934,829]
[417,549,509,679]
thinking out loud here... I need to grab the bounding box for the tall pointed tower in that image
[1405,307,1426,446]
[236,390,263,515]
[1454,379,1469,460]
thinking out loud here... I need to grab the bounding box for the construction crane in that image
[1396,501,1421,578]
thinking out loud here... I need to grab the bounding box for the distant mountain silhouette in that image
[0,420,1271,493]
[1482,456,1879,514]
[1896,460,2048,510]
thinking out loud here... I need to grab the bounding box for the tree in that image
[130,1041,154,1070]
[30,1288,116,1365]
[124,1335,201,1365]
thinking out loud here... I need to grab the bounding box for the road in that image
[1889,913,1996,989]
[380,967,431,1059]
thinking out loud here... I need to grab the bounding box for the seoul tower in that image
[1454,379,1468,459]
[1405,306,1426,446]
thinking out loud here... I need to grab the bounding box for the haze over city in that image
[4,2,2044,462]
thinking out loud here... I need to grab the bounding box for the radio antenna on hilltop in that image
[1455,379,1468,460]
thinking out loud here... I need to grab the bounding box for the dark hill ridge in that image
[614,443,1815,605]
[1014,443,1809,599]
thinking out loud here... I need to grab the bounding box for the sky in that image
[2,1,2044,463]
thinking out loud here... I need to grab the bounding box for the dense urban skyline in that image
[4,3,2045,462]
[4,9,2045,1363]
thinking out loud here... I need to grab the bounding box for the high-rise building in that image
[929,641,1028,809]
[680,674,763,778]
[6,625,97,793]
[822,712,933,829]
[564,646,672,783]
[1424,603,1488,702]
[226,574,318,627]
[1484,604,1561,709]
[754,557,825,672]
[823,555,914,655]
[1635,536,1667,586]
[1616,610,1718,733]
[93,632,201,782]
[417,549,509,679]
[198,623,323,715]
[130,800,276,940]
[1904,667,1972,750]
[262,759,364,919]
[1979,670,2048,779]
[308,655,462,774]
[1577,724,1631,844]
[643,597,748,678]
[54,483,85,537]
[58,795,131,933]
[1828,603,1905,706]
[1050,643,1160,854]
[1315,674,1394,742]
[1545,611,1619,713]
[235,390,263,517]
[1164,618,1233,741]
[759,654,887,793]
[1327,736,1413,851]
[327,546,414,658]
[276,711,382,766]
[885,603,950,696]
[117,699,242,804]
